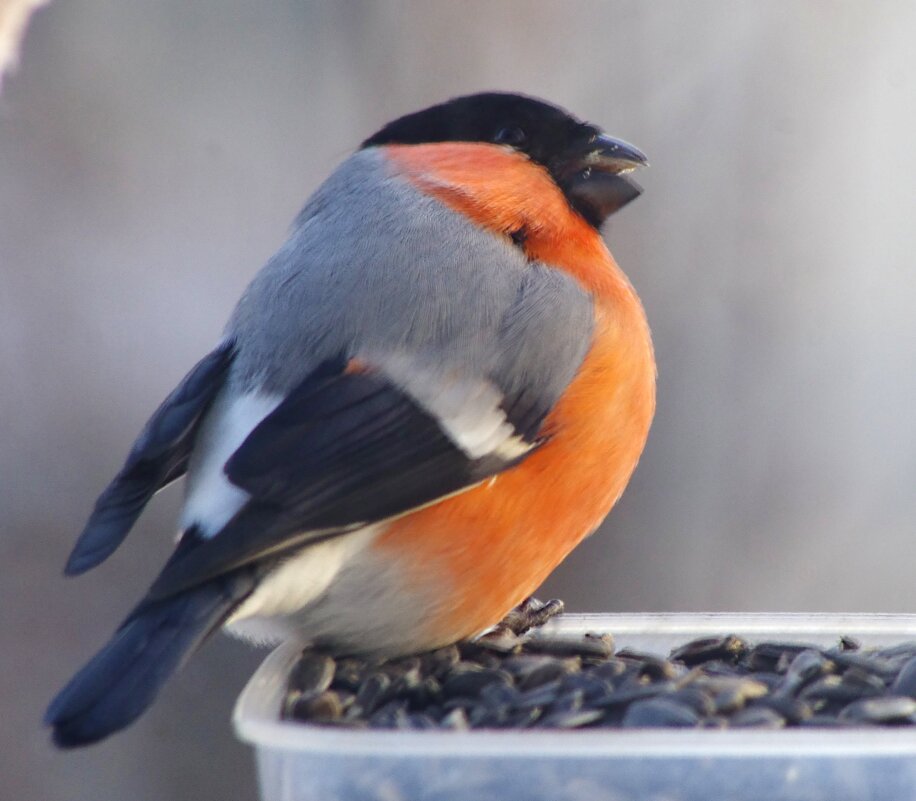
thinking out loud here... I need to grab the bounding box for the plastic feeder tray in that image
[234,613,916,801]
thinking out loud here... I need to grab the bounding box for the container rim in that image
[233,612,916,758]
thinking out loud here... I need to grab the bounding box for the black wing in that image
[146,359,536,600]
[64,341,235,575]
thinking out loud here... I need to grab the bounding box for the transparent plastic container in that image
[234,613,916,801]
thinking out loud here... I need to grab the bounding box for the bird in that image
[45,92,656,747]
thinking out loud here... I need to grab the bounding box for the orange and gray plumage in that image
[45,92,655,747]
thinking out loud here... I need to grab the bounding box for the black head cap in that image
[362,92,647,228]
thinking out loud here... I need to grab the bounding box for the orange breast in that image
[376,143,656,645]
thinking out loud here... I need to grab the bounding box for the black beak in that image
[587,134,649,173]
[561,132,648,228]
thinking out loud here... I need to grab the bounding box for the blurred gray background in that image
[2,1,915,799]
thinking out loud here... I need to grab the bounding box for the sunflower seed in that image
[623,698,699,728]
[475,626,523,653]
[440,707,469,730]
[774,649,834,696]
[840,696,916,723]
[750,694,813,724]
[421,645,460,678]
[665,687,716,717]
[878,641,916,660]
[746,642,819,673]
[524,634,612,659]
[541,708,603,728]
[891,656,916,697]
[594,680,677,709]
[355,672,395,715]
[670,635,747,666]
[295,689,344,721]
[332,657,367,692]
[801,675,882,705]
[729,707,785,729]
[282,611,916,733]
[442,668,511,699]
[289,652,335,697]
[517,657,579,690]
[615,649,678,680]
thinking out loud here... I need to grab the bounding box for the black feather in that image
[64,342,235,575]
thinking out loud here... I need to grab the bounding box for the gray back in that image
[226,148,594,421]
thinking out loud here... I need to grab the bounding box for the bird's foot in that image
[500,597,566,636]
[471,598,566,653]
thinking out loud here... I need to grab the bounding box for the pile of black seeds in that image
[281,604,916,731]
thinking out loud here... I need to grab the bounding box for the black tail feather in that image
[64,342,234,576]
[64,462,187,576]
[45,573,253,748]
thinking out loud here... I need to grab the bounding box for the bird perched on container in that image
[45,92,655,747]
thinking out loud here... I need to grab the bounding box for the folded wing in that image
[146,357,535,599]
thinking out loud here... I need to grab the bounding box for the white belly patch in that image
[225,525,380,640]
[223,524,445,654]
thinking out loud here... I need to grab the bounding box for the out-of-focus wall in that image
[2,2,915,799]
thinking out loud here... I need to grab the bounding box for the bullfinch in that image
[45,92,655,747]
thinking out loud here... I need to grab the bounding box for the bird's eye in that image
[494,126,527,146]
